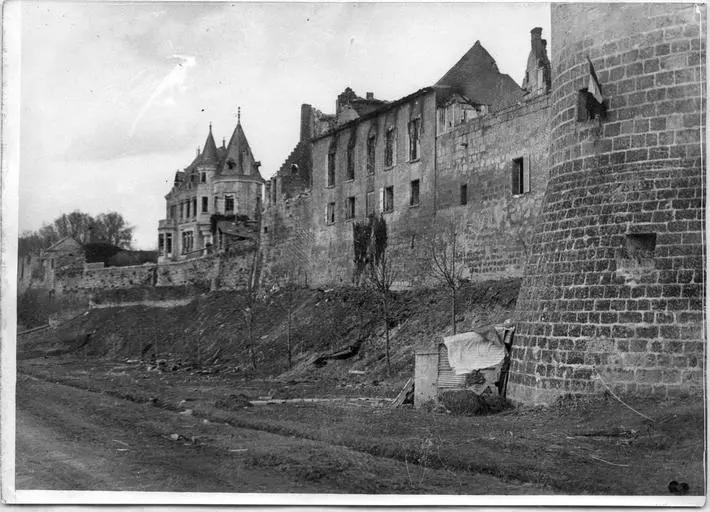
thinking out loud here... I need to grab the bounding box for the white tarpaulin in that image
[443,330,506,375]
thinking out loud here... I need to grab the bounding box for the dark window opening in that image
[384,128,395,168]
[227,158,236,170]
[192,198,197,217]
[511,157,530,195]
[326,202,335,224]
[201,196,208,213]
[186,200,191,218]
[366,191,375,217]
[264,226,268,234]
[383,186,394,212]
[225,195,234,213]
[367,135,376,175]
[200,172,206,183]
[165,233,172,254]
[410,179,420,206]
[291,164,299,176]
[159,234,165,253]
[327,150,335,187]
[346,147,355,180]
[460,184,468,205]
[625,233,656,259]
[408,118,421,161]
[346,196,356,219]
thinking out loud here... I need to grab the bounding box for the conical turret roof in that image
[220,119,263,181]
[200,124,219,165]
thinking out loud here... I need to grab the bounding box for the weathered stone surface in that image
[509,3,705,404]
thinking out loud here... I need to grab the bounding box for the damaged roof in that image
[216,220,258,240]
[435,41,524,112]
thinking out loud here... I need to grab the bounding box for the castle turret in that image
[510,3,705,404]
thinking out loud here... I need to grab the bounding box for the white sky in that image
[19,1,551,249]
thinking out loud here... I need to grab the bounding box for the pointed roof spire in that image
[220,116,261,181]
[237,106,241,125]
[200,124,219,164]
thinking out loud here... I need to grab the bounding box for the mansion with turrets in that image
[157,115,264,262]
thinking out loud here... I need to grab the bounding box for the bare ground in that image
[16,371,545,494]
[17,356,705,495]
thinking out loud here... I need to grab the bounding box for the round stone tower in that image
[509,3,705,404]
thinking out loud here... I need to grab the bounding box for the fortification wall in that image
[510,3,706,404]
[80,264,157,290]
[435,95,551,281]
[33,250,255,294]
[260,192,315,287]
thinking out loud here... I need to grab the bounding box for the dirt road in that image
[16,373,540,494]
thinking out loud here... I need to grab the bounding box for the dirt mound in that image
[23,279,521,389]
[440,389,512,416]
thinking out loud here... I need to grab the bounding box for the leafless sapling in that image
[428,218,466,334]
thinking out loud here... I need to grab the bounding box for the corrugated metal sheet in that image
[437,344,466,389]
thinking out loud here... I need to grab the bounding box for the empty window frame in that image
[346,146,355,180]
[511,157,530,195]
[192,198,197,217]
[384,127,396,168]
[224,195,235,213]
[408,118,421,161]
[326,202,336,224]
[158,234,165,254]
[383,186,394,213]
[345,196,356,219]
[186,200,191,218]
[366,190,375,217]
[327,148,336,187]
[165,233,173,255]
[182,231,194,254]
[200,172,206,183]
[202,196,208,213]
[410,179,420,206]
[366,135,376,175]
[460,184,468,205]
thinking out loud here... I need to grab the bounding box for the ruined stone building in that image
[262,28,552,286]
[158,118,264,262]
[262,2,705,403]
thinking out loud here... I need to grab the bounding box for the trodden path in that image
[16,374,546,495]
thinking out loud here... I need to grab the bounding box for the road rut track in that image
[18,370,540,494]
[18,368,551,493]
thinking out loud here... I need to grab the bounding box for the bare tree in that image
[359,215,397,376]
[428,217,466,334]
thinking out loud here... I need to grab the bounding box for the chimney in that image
[300,104,313,142]
[366,92,374,100]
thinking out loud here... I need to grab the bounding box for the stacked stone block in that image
[510,3,705,403]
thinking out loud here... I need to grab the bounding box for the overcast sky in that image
[19,1,550,249]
